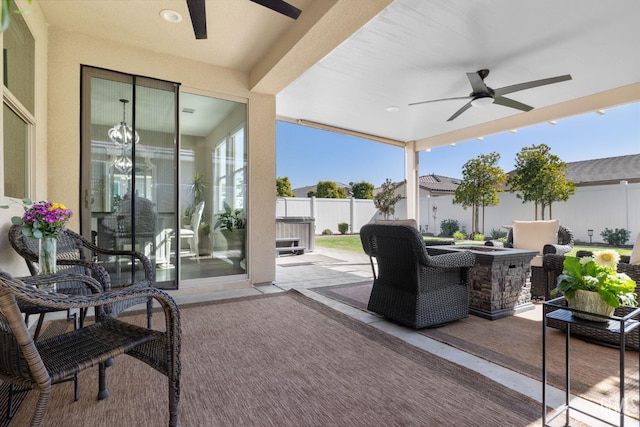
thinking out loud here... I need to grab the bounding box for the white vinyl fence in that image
[276,181,640,245]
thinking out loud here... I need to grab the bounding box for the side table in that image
[543,296,640,426]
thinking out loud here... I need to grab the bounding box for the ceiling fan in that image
[409,69,572,122]
[186,0,302,40]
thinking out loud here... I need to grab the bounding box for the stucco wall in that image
[0,16,276,287]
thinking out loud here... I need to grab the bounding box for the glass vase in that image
[38,236,58,293]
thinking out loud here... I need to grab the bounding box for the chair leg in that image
[98,362,109,400]
[147,298,153,329]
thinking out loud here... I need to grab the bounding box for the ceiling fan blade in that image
[447,101,473,122]
[493,74,572,97]
[409,96,471,107]
[467,70,490,94]
[186,0,207,39]
[250,0,302,19]
[493,96,533,112]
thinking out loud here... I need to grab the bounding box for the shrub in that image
[452,230,466,240]
[338,222,349,235]
[473,233,485,241]
[490,228,507,239]
[600,228,631,246]
[440,219,460,236]
[321,229,333,235]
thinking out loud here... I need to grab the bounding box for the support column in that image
[404,141,419,222]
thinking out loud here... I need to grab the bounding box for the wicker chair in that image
[8,224,153,328]
[486,224,574,299]
[0,271,181,426]
[359,224,475,328]
[543,253,640,349]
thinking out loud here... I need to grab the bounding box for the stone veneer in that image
[426,245,538,320]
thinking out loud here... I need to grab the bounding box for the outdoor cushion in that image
[511,219,560,255]
[630,233,640,265]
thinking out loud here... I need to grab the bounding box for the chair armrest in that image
[543,243,572,256]
[18,272,105,294]
[426,251,475,269]
[3,273,177,322]
[71,235,155,281]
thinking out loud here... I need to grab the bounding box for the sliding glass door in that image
[81,68,248,289]
[81,67,179,289]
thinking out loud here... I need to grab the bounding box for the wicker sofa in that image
[486,223,574,299]
[543,253,640,349]
[359,224,475,328]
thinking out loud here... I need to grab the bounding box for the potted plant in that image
[214,202,246,267]
[552,250,637,321]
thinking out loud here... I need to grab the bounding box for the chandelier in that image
[109,99,139,174]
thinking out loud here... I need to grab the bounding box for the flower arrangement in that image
[11,198,73,239]
[552,250,637,308]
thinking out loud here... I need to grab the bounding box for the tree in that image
[276,177,295,197]
[453,152,506,235]
[507,144,576,219]
[351,181,374,199]
[315,181,347,199]
[374,179,402,219]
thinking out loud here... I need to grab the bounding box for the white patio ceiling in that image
[38,0,640,149]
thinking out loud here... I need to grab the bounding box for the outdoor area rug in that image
[313,282,640,419]
[6,290,546,426]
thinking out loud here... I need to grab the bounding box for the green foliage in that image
[452,231,466,240]
[600,228,631,246]
[552,253,637,308]
[1,0,31,32]
[276,177,295,197]
[321,228,333,235]
[440,218,459,237]
[315,181,348,199]
[307,190,316,197]
[453,152,505,235]
[373,178,402,220]
[214,202,245,231]
[338,222,349,234]
[351,181,374,199]
[473,233,485,241]
[490,228,507,239]
[506,144,576,220]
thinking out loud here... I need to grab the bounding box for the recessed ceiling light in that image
[596,109,606,115]
[385,106,400,112]
[509,129,518,134]
[548,120,557,125]
[160,9,182,23]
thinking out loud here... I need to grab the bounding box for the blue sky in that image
[276,102,639,189]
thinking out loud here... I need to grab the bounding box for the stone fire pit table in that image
[425,245,538,320]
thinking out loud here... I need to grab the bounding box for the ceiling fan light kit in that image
[410,69,572,121]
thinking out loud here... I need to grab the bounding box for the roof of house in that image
[418,174,461,193]
[566,154,640,185]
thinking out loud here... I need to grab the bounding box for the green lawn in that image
[315,234,633,257]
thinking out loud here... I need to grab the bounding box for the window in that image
[2,1,34,198]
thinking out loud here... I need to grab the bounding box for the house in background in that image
[384,174,461,198]
[566,154,640,187]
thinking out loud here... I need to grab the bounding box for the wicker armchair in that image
[543,253,640,349]
[8,224,153,328]
[359,224,475,328]
[486,224,574,299]
[0,271,181,426]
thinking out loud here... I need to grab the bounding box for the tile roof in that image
[565,154,640,185]
[418,174,461,193]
